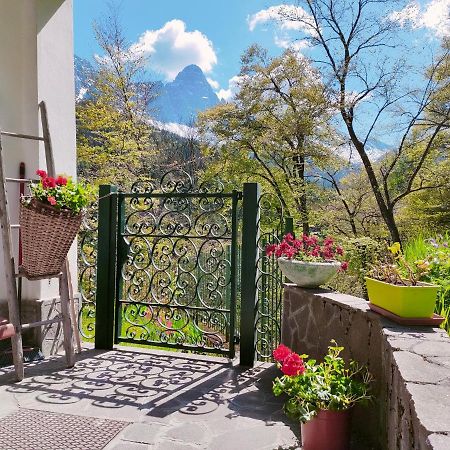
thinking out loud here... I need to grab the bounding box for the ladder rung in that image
[20,316,62,331]
[0,131,46,142]
[10,224,20,229]
[5,177,34,183]
[15,271,62,280]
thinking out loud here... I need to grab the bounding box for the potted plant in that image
[19,169,92,279]
[365,242,440,319]
[272,341,372,450]
[266,233,348,288]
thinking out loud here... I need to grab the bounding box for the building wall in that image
[0,0,77,303]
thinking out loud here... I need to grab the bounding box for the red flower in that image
[284,233,294,243]
[273,344,292,363]
[42,177,57,188]
[324,236,334,246]
[36,169,47,178]
[340,261,349,271]
[322,246,334,259]
[56,176,68,186]
[336,246,344,256]
[293,239,303,249]
[281,352,305,376]
[47,196,57,206]
[265,244,277,257]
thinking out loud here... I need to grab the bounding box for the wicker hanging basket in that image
[19,199,83,280]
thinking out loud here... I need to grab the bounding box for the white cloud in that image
[217,75,244,101]
[131,19,218,80]
[248,4,316,35]
[274,36,311,52]
[389,0,450,37]
[206,77,220,90]
[151,119,196,138]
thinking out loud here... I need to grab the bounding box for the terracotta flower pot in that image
[301,409,351,450]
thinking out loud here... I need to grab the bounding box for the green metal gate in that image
[239,184,293,365]
[94,170,240,358]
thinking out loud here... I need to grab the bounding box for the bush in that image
[327,237,383,298]
[403,235,450,334]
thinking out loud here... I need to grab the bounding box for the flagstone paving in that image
[0,347,299,449]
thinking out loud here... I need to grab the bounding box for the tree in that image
[199,46,336,233]
[277,1,450,243]
[315,166,377,237]
[77,9,156,187]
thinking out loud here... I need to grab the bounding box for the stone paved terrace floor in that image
[0,347,299,450]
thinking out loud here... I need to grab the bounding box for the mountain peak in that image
[74,56,220,125]
[174,64,207,83]
[152,64,219,124]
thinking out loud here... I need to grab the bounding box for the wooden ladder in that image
[0,101,75,381]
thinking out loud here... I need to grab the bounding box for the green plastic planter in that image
[365,277,439,318]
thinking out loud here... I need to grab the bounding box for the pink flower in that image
[340,261,349,271]
[36,169,47,178]
[284,233,294,243]
[273,344,292,363]
[336,246,344,256]
[322,247,334,259]
[47,196,57,206]
[281,352,305,376]
[56,176,67,186]
[42,177,56,188]
[293,239,303,249]
[265,244,277,257]
[324,236,334,246]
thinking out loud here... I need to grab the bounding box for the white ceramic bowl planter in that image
[277,257,341,288]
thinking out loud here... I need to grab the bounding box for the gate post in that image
[284,217,294,236]
[240,183,260,366]
[95,185,118,349]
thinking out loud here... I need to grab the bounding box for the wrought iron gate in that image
[95,170,240,358]
[255,193,293,361]
[238,184,293,365]
[86,177,292,365]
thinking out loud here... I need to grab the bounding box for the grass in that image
[78,303,228,352]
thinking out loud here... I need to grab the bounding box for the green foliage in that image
[403,235,450,333]
[198,45,339,232]
[398,159,450,238]
[367,242,430,286]
[273,342,372,423]
[28,174,93,214]
[76,83,155,188]
[327,237,383,298]
[76,13,157,188]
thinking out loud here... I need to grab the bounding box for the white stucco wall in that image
[0,0,77,303]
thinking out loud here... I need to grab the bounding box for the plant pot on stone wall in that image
[277,257,341,288]
[365,277,439,318]
[301,409,351,450]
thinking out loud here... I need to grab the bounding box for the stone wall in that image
[282,285,450,450]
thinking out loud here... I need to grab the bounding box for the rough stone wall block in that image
[282,284,450,450]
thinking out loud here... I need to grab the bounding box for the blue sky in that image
[74,0,449,103]
[74,0,285,98]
